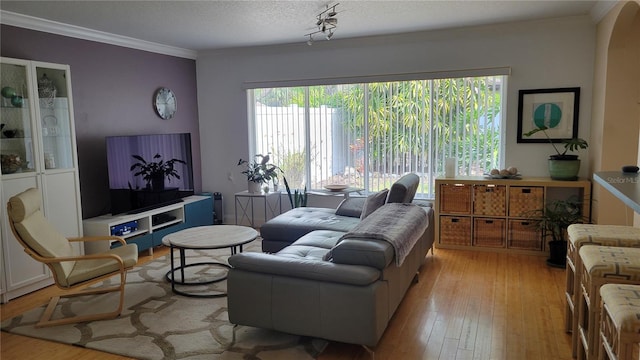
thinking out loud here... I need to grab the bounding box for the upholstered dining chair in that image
[6,188,139,327]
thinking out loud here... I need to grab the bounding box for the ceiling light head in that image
[328,5,337,17]
[305,3,339,44]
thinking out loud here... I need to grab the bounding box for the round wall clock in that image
[153,87,177,120]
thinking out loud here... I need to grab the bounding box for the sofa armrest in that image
[335,197,366,218]
[330,239,394,270]
[229,252,380,286]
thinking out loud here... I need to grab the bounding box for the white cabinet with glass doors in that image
[0,57,83,302]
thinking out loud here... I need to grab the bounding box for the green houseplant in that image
[238,154,280,193]
[524,125,588,180]
[283,176,307,208]
[530,196,588,267]
[130,153,186,191]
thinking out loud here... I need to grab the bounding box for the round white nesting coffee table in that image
[162,225,259,298]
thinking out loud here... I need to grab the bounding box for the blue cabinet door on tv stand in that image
[150,195,213,247]
[184,196,214,227]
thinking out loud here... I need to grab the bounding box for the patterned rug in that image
[1,240,327,359]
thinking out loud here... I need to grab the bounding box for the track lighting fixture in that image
[305,3,339,45]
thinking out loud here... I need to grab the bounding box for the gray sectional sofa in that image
[260,173,425,253]
[227,173,435,347]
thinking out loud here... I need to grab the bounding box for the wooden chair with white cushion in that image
[6,187,138,327]
[599,284,640,360]
[577,246,640,360]
[566,224,640,356]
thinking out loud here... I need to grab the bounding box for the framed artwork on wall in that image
[516,87,580,143]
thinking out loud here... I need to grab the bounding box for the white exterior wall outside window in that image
[249,75,506,198]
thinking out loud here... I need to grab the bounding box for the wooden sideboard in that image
[434,176,591,255]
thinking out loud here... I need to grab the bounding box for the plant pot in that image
[546,240,567,268]
[151,174,165,191]
[248,181,262,193]
[548,158,580,181]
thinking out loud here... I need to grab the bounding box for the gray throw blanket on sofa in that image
[340,203,428,266]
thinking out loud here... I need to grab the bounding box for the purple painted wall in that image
[1,25,201,218]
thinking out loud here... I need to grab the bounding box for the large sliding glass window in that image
[249,75,506,198]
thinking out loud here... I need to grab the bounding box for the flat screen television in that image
[106,133,194,215]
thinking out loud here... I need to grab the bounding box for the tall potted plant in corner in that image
[529,196,588,268]
[524,125,588,180]
[130,153,186,191]
[238,154,280,193]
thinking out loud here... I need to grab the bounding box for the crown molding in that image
[0,10,198,60]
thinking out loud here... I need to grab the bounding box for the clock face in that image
[154,87,177,120]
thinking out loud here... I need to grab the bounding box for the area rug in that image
[1,240,327,359]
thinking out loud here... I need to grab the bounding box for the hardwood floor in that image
[1,247,572,360]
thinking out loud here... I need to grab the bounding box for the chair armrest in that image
[68,235,127,246]
[37,252,126,271]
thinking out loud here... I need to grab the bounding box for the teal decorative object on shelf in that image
[10,95,23,107]
[1,86,16,99]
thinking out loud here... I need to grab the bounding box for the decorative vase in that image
[151,174,165,191]
[248,181,262,193]
[38,73,57,98]
[10,95,23,108]
[548,158,580,181]
[547,240,567,268]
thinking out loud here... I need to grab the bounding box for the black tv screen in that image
[106,133,194,215]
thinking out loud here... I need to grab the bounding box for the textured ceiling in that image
[0,1,608,51]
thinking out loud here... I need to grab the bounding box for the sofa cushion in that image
[330,239,395,270]
[228,252,381,286]
[335,197,366,218]
[291,230,345,249]
[259,207,360,245]
[277,245,331,261]
[277,230,345,261]
[386,173,420,203]
[360,189,389,219]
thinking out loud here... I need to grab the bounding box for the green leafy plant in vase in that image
[528,196,588,267]
[130,153,186,191]
[524,125,588,180]
[238,154,280,193]
[283,176,307,208]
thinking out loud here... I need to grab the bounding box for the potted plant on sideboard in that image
[524,125,588,181]
[130,153,186,191]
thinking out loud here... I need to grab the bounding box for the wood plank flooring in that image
[1,247,572,360]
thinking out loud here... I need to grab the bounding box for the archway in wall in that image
[596,1,640,225]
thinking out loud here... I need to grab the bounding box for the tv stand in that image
[128,198,183,215]
[83,195,213,255]
[152,213,177,226]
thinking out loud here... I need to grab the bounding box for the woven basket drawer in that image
[473,184,506,216]
[440,216,472,246]
[508,219,543,250]
[440,184,471,214]
[473,218,505,248]
[508,186,544,217]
